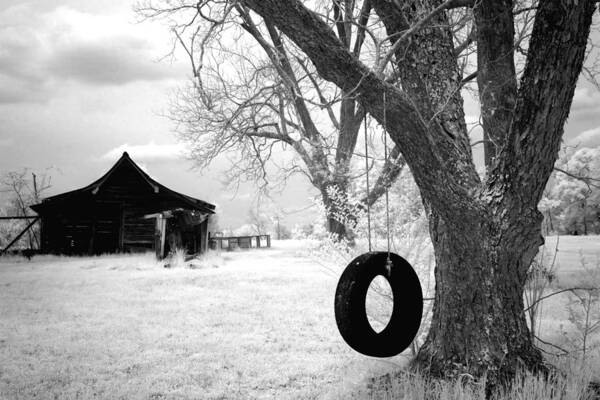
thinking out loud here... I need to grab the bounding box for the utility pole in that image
[273,215,281,240]
[32,173,38,203]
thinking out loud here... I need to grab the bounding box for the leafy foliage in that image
[541,147,600,235]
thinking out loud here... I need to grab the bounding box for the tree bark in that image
[414,203,545,389]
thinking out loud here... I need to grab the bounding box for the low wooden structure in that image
[209,233,271,251]
[144,209,210,259]
[30,152,215,257]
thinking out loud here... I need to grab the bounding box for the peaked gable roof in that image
[31,152,215,214]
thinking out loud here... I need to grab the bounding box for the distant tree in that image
[0,205,22,249]
[278,224,292,240]
[270,214,292,239]
[207,213,221,234]
[247,207,271,235]
[0,169,52,250]
[232,223,257,236]
[541,147,600,235]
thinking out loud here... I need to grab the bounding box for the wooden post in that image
[257,235,261,248]
[266,235,271,248]
[160,217,167,258]
[200,220,208,253]
[154,216,161,259]
[154,215,167,259]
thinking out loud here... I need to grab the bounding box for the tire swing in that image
[334,93,423,357]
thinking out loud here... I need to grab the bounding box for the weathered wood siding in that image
[35,156,214,255]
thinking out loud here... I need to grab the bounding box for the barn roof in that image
[31,152,215,214]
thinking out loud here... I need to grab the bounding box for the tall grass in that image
[307,228,600,398]
[359,367,596,400]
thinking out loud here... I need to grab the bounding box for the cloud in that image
[571,87,600,115]
[101,141,187,162]
[47,36,172,85]
[0,137,13,147]
[569,126,600,148]
[0,4,185,103]
[1,0,126,15]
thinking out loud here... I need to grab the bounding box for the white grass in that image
[0,241,402,399]
[530,236,600,378]
[1,237,599,399]
[544,235,600,274]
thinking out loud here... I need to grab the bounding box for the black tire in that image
[334,251,423,357]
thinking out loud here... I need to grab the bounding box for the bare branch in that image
[352,0,372,56]
[361,144,406,207]
[296,57,340,130]
[554,166,600,190]
[524,287,600,313]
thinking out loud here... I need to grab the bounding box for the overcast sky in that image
[0,0,316,230]
[1,1,600,230]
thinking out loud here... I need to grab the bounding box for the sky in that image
[1,1,600,231]
[0,0,317,231]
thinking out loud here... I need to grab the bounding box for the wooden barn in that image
[30,152,215,258]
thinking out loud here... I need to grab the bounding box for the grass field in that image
[0,241,400,399]
[1,237,599,399]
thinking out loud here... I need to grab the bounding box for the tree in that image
[229,0,597,388]
[271,214,292,239]
[541,146,600,235]
[142,0,598,390]
[138,0,406,240]
[0,169,52,250]
[247,206,270,235]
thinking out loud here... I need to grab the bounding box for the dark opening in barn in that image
[30,152,215,258]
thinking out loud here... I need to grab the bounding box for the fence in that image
[208,234,271,251]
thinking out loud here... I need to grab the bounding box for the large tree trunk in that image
[414,204,545,388]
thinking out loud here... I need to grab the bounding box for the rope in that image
[364,113,372,252]
[383,91,392,275]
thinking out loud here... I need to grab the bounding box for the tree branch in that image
[242,0,478,218]
[461,70,478,85]
[473,0,517,169]
[446,0,474,9]
[296,57,340,130]
[352,0,371,56]
[554,166,600,190]
[524,287,599,313]
[332,0,349,47]
[491,0,597,206]
[361,145,406,207]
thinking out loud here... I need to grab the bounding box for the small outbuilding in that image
[30,152,215,258]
